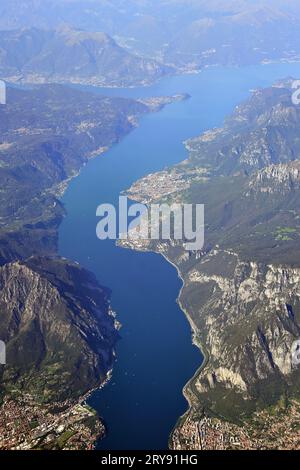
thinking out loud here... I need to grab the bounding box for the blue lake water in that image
[58,63,300,450]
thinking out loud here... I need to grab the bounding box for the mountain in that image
[1,1,300,68]
[0,84,149,262]
[121,81,300,449]
[186,83,300,178]
[0,257,118,403]
[0,27,172,86]
[164,4,300,68]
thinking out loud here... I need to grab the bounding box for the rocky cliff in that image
[0,257,118,403]
[183,250,300,402]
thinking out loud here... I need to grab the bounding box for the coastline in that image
[156,252,208,445]
[60,62,300,448]
[54,94,185,448]
[117,239,208,448]
[4,56,300,92]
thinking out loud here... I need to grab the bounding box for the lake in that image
[59,63,300,450]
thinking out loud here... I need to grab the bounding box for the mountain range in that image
[1,1,300,70]
[2,0,300,451]
[0,27,171,86]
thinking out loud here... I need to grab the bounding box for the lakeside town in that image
[171,400,300,450]
[125,167,209,204]
[0,395,104,450]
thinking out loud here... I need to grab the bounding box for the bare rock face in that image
[248,161,300,194]
[167,249,300,450]
[0,257,118,403]
[185,250,300,398]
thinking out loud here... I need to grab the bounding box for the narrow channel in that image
[58,63,300,450]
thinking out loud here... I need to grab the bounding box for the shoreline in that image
[55,93,185,448]
[4,56,300,94]
[157,252,208,443]
[117,240,208,447]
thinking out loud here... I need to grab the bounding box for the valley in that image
[121,78,300,449]
[58,63,300,449]
[0,82,181,449]
[2,0,300,456]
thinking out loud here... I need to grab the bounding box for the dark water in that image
[58,63,300,450]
